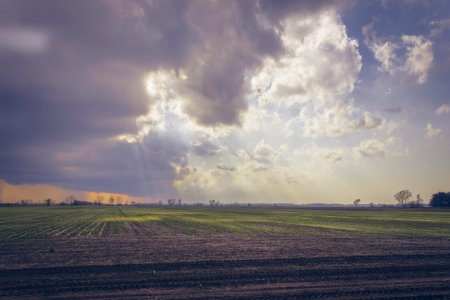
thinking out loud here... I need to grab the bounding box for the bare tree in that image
[394,190,412,207]
[416,194,423,207]
[95,195,104,205]
[44,198,52,206]
[109,196,115,205]
[116,196,123,206]
[66,195,76,205]
[354,199,361,206]
[168,199,176,206]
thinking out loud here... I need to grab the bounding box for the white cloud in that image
[436,104,450,115]
[251,12,386,139]
[402,35,433,84]
[252,11,362,107]
[251,140,286,165]
[355,139,386,158]
[362,24,397,73]
[425,123,442,138]
[363,25,433,84]
[296,101,383,138]
[430,18,450,38]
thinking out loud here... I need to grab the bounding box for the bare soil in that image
[1,229,450,299]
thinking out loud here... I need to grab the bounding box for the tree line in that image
[394,190,450,208]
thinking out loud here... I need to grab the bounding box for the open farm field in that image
[1,206,450,299]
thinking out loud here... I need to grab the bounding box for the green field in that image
[1,206,449,240]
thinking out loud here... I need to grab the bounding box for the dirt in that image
[1,229,450,299]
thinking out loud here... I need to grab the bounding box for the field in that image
[1,206,450,299]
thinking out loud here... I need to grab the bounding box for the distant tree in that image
[209,199,216,206]
[168,198,176,206]
[116,196,123,206]
[414,194,424,207]
[178,199,182,206]
[44,198,52,206]
[109,196,115,205]
[66,195,76,204]
[430,192,450,208]
[354,199,361,206]
[394,190,412,207]
[369,202,374,208]
[158,200,163,206]
[95,195,104,205]
[417,194,423,206]
[71,200,94,206]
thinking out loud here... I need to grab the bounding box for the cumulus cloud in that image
[402,35,433,84]
[363,24,433,84]
[250,11,385,139]
[251,140,281,165]
[426,123,442,138]
[355,139,386,158]
[252,11,362,106]
[296,101,383,138]
[436,104,450,115]
[362,24,397,73]
[159,1,284,127]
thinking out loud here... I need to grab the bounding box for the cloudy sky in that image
[1,0,450,204]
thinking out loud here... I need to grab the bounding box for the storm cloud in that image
[0,0,338,196]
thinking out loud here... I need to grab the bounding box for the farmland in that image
[1,206,450,299]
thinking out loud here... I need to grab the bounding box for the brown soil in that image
[1,230,450,299]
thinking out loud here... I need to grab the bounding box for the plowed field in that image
[1,206,449,299]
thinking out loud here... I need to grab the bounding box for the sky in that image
[1,0,450,204]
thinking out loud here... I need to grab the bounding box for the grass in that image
[0,206,449,239]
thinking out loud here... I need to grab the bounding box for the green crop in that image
[0,206,449,240]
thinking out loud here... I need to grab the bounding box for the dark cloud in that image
[0,61,147,151]
[0,0,195,68]
[383,106,402,114]
[217,164,236,172]
[0,130,188,197]
[0,0,337,196]
[178,1,283,126]
[259,0,337,25]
